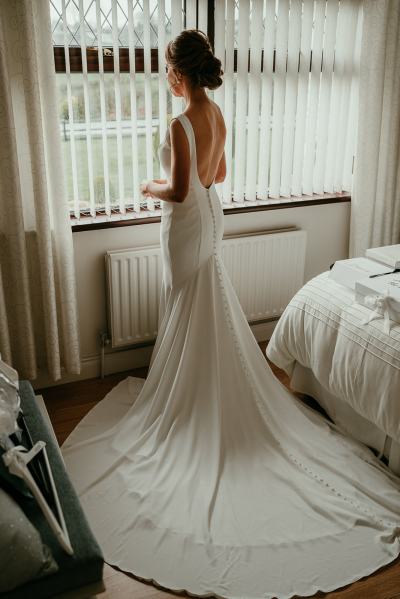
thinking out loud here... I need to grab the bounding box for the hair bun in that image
[197,54,223,90]
[198,50,214,71]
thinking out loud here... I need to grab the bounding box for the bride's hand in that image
[140,179,168,197]
[140,180,153,197]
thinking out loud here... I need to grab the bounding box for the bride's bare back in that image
[183,100,226,189]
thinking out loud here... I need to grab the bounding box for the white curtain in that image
[349,0,400,257]
[0,0,81,381]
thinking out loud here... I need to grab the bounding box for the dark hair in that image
[165,29,223,90]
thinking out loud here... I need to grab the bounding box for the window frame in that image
[53,0,352,228]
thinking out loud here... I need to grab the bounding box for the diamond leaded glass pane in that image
[50,0,173,48]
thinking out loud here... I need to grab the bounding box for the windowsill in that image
[71,192,351,232]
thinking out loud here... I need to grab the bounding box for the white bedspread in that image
[267,271,400,442]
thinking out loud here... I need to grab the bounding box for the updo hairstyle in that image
[165,29,223,90]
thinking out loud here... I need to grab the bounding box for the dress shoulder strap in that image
[171,114,194,161]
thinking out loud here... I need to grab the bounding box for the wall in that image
[33,200,350,389]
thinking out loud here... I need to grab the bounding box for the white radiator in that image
[105,228,307,348]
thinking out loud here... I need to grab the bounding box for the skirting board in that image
[32,319,277,390]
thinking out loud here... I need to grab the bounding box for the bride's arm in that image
[142,120,190,203]
[141,180,177,202]
[140,178,167,195]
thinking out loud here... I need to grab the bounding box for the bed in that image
[266,271,400,475]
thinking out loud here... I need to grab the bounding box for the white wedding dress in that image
[62,113,400,599]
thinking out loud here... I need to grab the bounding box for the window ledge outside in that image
[71,192,351,232]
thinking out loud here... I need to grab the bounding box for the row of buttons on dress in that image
[205,188,397,530]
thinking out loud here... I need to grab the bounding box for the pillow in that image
[0,487,58,592]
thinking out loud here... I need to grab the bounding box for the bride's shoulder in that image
[168,115,188,139]
[167,115,182,136]
[168,114,184,128]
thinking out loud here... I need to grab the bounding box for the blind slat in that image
[171,0,184,117]
[111,0,125,213]
[198,0,208,34]
[245,0,263,202]
[302,0,325,196]
[233,0,250,202]
[343,2,363,192]
[222,0,235,204]
[333,0,359,192]
[78,0,95,216]
[324,0,353,192]
[257,0,276,200]
[213,0,225,113]
[62,0,80,217]
[269,0,289,198]
[127,0,141,213]
[291,0,313,196]
[158,0,168,163]
[95,0,111,217]
[313,0,339,194]
[279,0,302,198]
[143,0,155,211]
[324,8,342,192]
[186,0,196,29]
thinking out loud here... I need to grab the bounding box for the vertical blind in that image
[51,0,362,220]
[55,0,197,217]
[213,0,362,205]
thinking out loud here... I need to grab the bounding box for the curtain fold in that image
[349,0,400,257]
[0,0,80,381]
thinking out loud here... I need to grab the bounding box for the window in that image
[51,0,361,224]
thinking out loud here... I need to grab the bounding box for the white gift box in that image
[366,244,400,269]
[329,257,393,291]
[355,275,400,330]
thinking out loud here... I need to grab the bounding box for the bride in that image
[62,29,400,599]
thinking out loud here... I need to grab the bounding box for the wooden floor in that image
[37,340,400,599]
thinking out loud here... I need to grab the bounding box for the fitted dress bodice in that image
[157,114,224,297]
